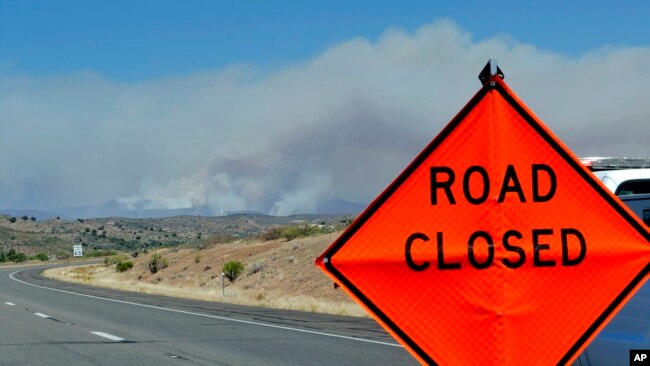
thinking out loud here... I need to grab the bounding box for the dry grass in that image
[43,231,367,317]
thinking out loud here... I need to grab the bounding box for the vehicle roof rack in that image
[580,157,650,171]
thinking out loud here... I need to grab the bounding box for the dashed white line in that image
[91,331,126,342]
[9,269,400,348]
[34,312,51,318]
[5,302,15,306]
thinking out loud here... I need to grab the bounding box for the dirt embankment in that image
[43,232,366,317]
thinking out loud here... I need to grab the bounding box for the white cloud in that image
[1,19,649,214]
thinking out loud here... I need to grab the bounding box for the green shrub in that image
[261,224,331,242]
[13,252,27,262]
[6,248,27,262]
[32,253,49,261]
[148,252,169,274]
[86,250,117,257]
[104,254,129,266]
[194,252,201,263]
[116,261,133,272]
[223,261,244,283]
[281,224,322,241]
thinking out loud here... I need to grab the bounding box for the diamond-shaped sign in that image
[316,74,650,365]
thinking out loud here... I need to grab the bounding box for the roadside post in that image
[316,60,650,365]
[221,272,225,296]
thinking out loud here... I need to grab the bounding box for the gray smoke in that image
[1,20,649,214]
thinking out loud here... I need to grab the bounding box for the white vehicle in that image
[581,157,650,196]
[574,157,650,366]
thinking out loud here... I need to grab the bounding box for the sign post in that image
[316,62,650,365]
[221,272,225,296]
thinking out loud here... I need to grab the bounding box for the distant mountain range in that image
[0,209,61,221]
[1,199,367,220]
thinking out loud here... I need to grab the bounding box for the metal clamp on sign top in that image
[478,59,504,85]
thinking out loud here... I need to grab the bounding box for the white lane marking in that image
[10,270,400,348]
[91,331,126,342]
[34,312,51,318]
[5,302,15,306]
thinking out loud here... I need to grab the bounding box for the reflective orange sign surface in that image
[316,76,650,365]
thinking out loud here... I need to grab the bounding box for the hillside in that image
[0,213,355,258]
[44,231,366,317]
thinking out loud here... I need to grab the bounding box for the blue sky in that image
[2,1,650,80]
[1,1,649,214]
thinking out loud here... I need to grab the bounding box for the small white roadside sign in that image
[73,245,83,257]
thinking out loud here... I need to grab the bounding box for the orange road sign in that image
[316,73,650,365]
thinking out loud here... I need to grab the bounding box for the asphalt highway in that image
[0,264,418,366]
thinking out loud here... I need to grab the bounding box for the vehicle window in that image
[616,179,650,195]
[621,194,650,227]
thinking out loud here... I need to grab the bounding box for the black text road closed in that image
[405,164,586,271]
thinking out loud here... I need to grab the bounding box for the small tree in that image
[222,261,244,283]
[148,252,169,274]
